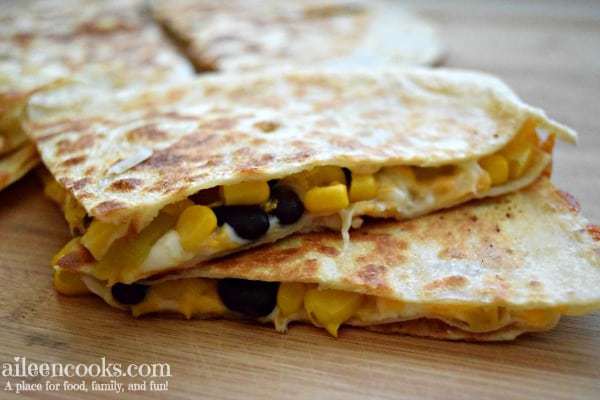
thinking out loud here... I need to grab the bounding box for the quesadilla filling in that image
[50,120,553,283]
[55,272,563,337]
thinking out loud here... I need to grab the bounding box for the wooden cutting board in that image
[1,1,599,398]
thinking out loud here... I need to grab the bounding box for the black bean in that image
[271,185,304,225]
[217,279,279,317]
[212,205,270,240]
[343,167,352,186]
[111,283,148,305]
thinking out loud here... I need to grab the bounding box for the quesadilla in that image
[150,0,444,71]
[0,0,193,190]
[27,68,576,284]
[56,179,600,341]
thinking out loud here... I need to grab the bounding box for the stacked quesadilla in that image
[150,0,444,71]
[7,1,598,341]
[0,0,194,191]
[23,68,600,340]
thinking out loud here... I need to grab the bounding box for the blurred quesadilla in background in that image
[0,0,193,191]
[150,0,444,71]
[25,68,575,286]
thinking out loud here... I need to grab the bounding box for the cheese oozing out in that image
[75,275,563,338]
[50,120,550,283]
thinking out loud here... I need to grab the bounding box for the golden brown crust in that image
[26,69,576,224]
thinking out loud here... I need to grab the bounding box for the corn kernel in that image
[221,181,270,205]
[304,288,363,337]
[479,154,509,186]
[81,220,129,260]
[349,174,378,202]
[53,268,89,296]
[162,198,194,216]
[277,282,307,317]
[176,205,218,253]
[52,238,83,266]
[304,183,349,214]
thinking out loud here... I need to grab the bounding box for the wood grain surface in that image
[1,1,599,398]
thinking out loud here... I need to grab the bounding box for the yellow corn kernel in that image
[81,220,129,260]
[277,282,307,317]
[43,180,67,205]
[304,183,349,214]
[349,174,378,202]
[176,205,218,253]
[304,288,363,337]
[64,194,87,235]
[162,198,194,216]
[52,238,83,266]
[512,309,559,329]
[307,166,346,186]
[221,181,270,205]
[53,268,89,296]
[479,154,509,186]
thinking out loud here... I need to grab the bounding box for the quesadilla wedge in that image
[0,0,193,190]
[27,68,576,284]
[56,179,600,341]
[151,0,444,71]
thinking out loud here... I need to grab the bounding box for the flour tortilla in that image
[26,68,575,231]
[151,0,444,71]
[80,179,600,341]
[0,0,193,186]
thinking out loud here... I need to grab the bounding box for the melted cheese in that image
[81,276,561,337]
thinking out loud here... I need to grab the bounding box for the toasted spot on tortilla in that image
[108,178,142,192]
[424,275,468,291]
